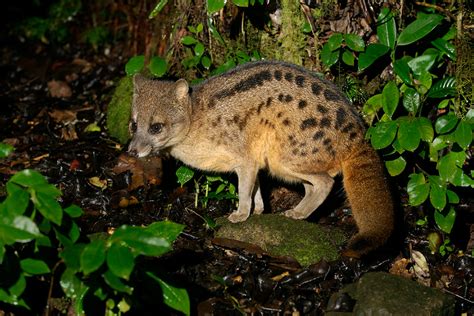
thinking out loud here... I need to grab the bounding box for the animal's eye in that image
[149,123,163,134]
[130,121,137,133]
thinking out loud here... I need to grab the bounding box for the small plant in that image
[0,169,189,315]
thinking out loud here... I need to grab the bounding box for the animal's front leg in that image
[228,164,258,223]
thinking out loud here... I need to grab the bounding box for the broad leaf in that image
[176,166,194,187]
[435,113,458,134]
[80,239,106,274]
[370,120,398,149]
[328,33,343,51]
[145,221,185,244]
[20,258,50,275]
[402,87,420,113]
[382,81,399,118]
[434,207,456,233]
[181,36,197,45]
[454,120,472,149]
[321,43,339,67]
[358,44,390,72]
[385,156,406,176]
[377,8,396,49]
[408,53,437,75]
[393,58,412,85]
[429,175,447,210]
[207,0,225,14]
[107,243,135,280]
[342,50,355,66]
[397,117,421,151]
[149,56,168,78]
[407,173,430,206]
[427,77,456,98]
[233,0,249,7]
[344,34,365,52]
[416,117,434,142]
[431,38,456,60]
[0,143,14,158]
[0,215,41,244]
[397,14,444,46]
[33,192,63,226]
[112,225,171,257]
[147,272,190,316]
[11,169,47,188]
[125,56,145,76]
[103,270,133,294]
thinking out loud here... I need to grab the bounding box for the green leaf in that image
[397,14,444,46]
[454,120,472,149]
[328,33,343,51]
[397,117,421,151]
[207,17,225,45]
[112,225,171,257]
[437,152,465,184]
[0,215,41,244]
[434,207,456,233]
[145,221,185,244]
[301,22,312,34]
[446,190,459,204]
[370,120,398,149]
[9,274,26,297]
[414,71,432,95]
[33,192,63,225]
[342,50,355,66]
[358,44,390,72]
[382,81,399,118]
[64,204,83,218]
[80,239,106,274]
[0,143,14,158]
[176,166,194,187]
[232,0,248,7]
[407,173,430,206]
[201,56,211,69]
[435,113,458,134]
[60,244,86,272]
[148,0,169,19]
[10,169,47,188]
[207,0,225,14]
[20,258,50,275]
[466,109,474,124]
[427,77,456,98]
[321,43,339,67]
[103,270,133,294]
[194,42,205,57]
[408,53,437,75]
[416,117,434,142]
[344,34,365,52]
[429,175,447,210]
[393,58,412,85]
[107,243,135,280]
[385,156,406,176]
[362,94,382,117]
[377,8,396,49]
[402,87,420,113]
[147,272,190,316]
[4,183,29,216]
[431,38,456,60]
[181,35,197,45]
[149,56,168,78]
[125,55,145,76]
[60,268,89,313]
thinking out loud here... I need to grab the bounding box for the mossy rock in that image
[216,214,346,266]
[107,76,133,144]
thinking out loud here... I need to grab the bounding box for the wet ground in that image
[1,40,473,314]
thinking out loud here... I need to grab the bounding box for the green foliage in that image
[0,170,189,314]
[359,9,473,245]
[106,76,133,144]
[207,0,264,14]
[19,0,81,43]
[82,26,109,50]
[0,143,14,158]
[125,55,168,78]
[176,166,237,209]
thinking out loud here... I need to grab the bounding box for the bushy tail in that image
[341,142,394,257]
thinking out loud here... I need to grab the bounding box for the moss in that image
[278,0,306,65]
[216,214,346,266]
[106,76,133,144]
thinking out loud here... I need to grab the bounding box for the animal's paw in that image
[228,212,249,223]
[284,209,307,219]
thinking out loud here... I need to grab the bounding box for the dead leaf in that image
[47,80,72,98]
[49,109,77,124]
[89,176,108,190]
[112,153,163,190]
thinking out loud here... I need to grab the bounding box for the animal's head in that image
[128,74,192,157]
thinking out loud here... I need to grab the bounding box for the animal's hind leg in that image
[284,174,334,219]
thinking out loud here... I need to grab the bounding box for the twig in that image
[415,2,455,20]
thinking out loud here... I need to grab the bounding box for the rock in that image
[215,214,346,266]
[326,272,456,315]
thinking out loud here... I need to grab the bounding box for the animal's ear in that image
[175,79,189,101]
[133,74,147,93]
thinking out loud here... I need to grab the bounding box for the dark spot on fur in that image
[283,118,291,126]
[277,112,283,118]
[266,97,273,107]
[300,151,307,156]
[301,117,317,130]
[288,135,295,141]
[257,102,264,114]
[285,72,293,82]
[214,89,233,100]
[323,138,331,146]
[274,70,282,81]
[335,107,347,129]
[208,99,216,109]
[342,123,355,133]
[312,82,322,95]
[320,117,331,128]
[312,148,319,154]
[349,132,358,140]
[292,148,299,155]
[278,94,284,102]
[216,115,222,123]
[299,142,307,147]
[233,115,240,124]
[284,95,293,103]
[295,75,305,87]
[235,70,272,93]
[211,120,218,127]
[324,89,343,101]
[317,104,328,114]
[260,118,265,124]
[298,100,307,109]
[313,130,324,140]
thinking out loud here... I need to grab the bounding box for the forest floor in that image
[0,40,473,315]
